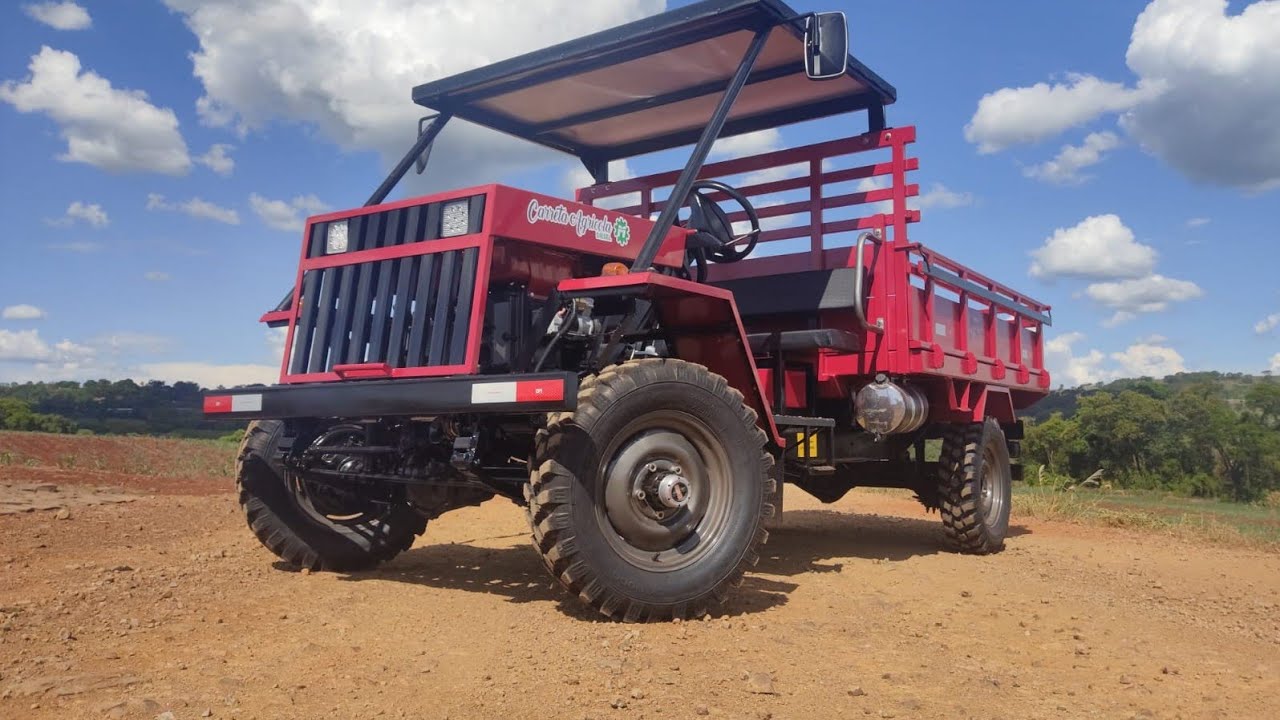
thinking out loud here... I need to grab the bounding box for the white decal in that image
[526,198,631,247]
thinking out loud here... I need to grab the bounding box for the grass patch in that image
[1013,485,1280,550]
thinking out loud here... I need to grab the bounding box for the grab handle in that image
[854,230,884,334]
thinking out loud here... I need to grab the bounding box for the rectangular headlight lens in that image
[326,220,349,254]
[441,200,469,237]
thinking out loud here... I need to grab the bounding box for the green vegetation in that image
[1013,485,1280,549]
[0,379,240,438]
[1023,376,1280,503]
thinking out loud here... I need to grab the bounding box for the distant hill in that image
[1023,371,1274,423]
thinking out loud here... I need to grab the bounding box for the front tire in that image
[937,418,1012,554]
[527,359,774,621]
[237,420,426,571]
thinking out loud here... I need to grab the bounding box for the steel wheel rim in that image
[979,444,1008,527]
[596,410,732,572]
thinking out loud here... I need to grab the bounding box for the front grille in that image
[287,196,485,376]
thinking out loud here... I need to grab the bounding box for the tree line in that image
[0,379,238,438]
[1023,376,1280,502]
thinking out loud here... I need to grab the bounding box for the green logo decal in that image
[613,218,631,247]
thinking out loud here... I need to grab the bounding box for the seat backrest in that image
[710,268,859,317]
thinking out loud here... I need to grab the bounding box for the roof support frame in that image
[631,28,770,272]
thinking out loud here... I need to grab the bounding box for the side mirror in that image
[804,12,848,81]
[415,115,438,175]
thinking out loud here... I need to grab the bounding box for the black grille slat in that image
[347,259,379,364]
[367,258,396,364]
[291,269,322,375]
[287,197,482,376]
[448,248,479,365]
[386,258,416,368]
[329,264,358,369]
[427,251,458,366]
[405,253,437,367]
[307,268,339,373]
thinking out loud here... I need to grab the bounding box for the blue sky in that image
[0,0,1277,388]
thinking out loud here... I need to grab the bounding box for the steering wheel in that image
[682,180,761,281]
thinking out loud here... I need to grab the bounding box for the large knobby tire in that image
[937,418,1012,554]
[527,359,775,621]
[237,420,426,571]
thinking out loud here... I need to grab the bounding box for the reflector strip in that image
[232,394,264,412]
[204,396,231,413]
[516,379,564,402]
[471,379,565,404]
[471,382,516,404]
[203,394,263,414]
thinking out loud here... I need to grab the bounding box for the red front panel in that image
[488,185,688,269]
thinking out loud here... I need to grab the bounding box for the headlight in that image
[441,200,469,237]
[326,220,349,254]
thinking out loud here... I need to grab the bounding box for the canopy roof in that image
[411,0,896,162]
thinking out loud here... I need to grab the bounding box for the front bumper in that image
[203,372,578,421]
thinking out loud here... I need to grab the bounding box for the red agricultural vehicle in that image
[206,0,1052,621]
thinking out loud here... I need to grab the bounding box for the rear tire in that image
[237,420,426,571]
[937,418,1011,554]
[527,359,774,621]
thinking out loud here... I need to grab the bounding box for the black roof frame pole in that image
[630,28,770,273]
[365,113,453,207]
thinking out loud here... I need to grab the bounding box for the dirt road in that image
[2,478,1277,720]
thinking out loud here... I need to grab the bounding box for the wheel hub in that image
[655,473,691,509]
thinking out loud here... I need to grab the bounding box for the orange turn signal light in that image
[601,262,629,276]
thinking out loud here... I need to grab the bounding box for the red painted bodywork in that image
[264,127,1049,428]
[274,185,689,385]
[558,272,782,445]
[578,126,1052,423]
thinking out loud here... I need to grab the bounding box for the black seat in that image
[746,329,860,354]
[711,268,860,317]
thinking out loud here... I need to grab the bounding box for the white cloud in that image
[1186,217,1210,228]
[164,0,663,189]
[1045,332,1115,386]
[90,333,173,355]
[147,194,240,225]
[250,193,329,232]
[196,143,235,176]
[0,328,91,362]
[969,1,1280,192]
[1024,131,1121,185]
[1084,273,1203,314]
[144,271,171,282]
[1103,311,1137,328]
[1045,332,1188,385]
[23,2,90,30]
[710,129,782,160]
[2,304,46,320]
[1256,312,1280,334]
[1029,214,1156,280]
[47,201,109,228]
[0,47,191,175]
[1123,0,1280,192]
[136,362,277,389]
[965,74,1150,153]
[47,240,102,253]
[1111,341,1187,378]
[910,183,975,210]
[1271,353,1280,373]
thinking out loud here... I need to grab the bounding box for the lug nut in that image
[645,463,658,472]
[671,465,682,475]
[634,489,646,500]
